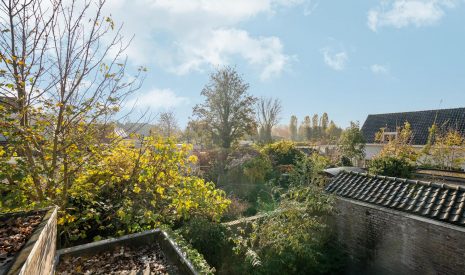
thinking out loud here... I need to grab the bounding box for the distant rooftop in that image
[326,171,465,227]
[361,107,465,145]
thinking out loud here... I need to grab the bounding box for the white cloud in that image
[103,0,308,80]
[321,48,348,71]
[126,88,189,110]
[303,0,320,16]
[371,64,389,74]
[172,29,291,80]
[367,0,459,32]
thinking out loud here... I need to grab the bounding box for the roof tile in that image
[326,171,465,227]
[361,107,465,145]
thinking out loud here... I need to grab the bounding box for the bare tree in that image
[154,111,179,138]
[193,66,257,149]
[0,0,144,204]
[256,97,281,143]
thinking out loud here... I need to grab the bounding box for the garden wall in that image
[334,198,465,275]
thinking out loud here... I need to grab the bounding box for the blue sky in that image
[111,0,465,128]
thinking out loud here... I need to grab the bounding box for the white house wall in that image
[364,144,465,170]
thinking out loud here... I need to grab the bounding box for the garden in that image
[1,0,465,274]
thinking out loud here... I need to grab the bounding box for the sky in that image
[108,0,465,128]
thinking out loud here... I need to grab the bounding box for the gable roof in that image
[326,171,465,227]
[361,107,465,145]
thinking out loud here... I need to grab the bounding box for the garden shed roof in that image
[361,107,465,145]
[326,171,465,227]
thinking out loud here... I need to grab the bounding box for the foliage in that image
[425,129,465,170]
[261,141,304,167]
[243,155,273,184]
[179,217,230,270]
[375,122,418,162]
[338,121,366,162]
[299,116,312,141]
[368,156,414,178]
[289,153,330,188]
[338,155,353,166]
[0,0,144,207]
[183,120,213,148]
[326,120,343,143]
[233,185,346,274]
[193,66,257,148]
[162,226,216,275]
[58,137,230,245]
[289,115,298,141]
[222,196,250,221]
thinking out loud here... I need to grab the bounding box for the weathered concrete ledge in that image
[53,229,198,275]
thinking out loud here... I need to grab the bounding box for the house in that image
[326,171,465,274]
[361,107,465,168]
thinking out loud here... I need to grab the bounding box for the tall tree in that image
[256,97,282,143]
[326,120,342,142]
[338,122,366,162]
[289,115,298,141]
[320,113,329,131]
[0,0,144,204]
[299,116,312,141]
[193,67,257,149]
[312,114,319,139]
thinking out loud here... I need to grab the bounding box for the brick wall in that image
[334,198,465,275]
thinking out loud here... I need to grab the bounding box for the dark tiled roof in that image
[361,107,465,145]
[326,171,465,227]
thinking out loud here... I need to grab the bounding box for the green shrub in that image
[338,155,353,166]
[179,217,229,271]
[234,185,347,274]
[243,155,272,184]
[261,141,304,167]
[57,138,230,246]
[163,226,216,275]
[368,156,414,178]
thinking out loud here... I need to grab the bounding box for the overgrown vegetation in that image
[57,137,230,245]
[368,156,414,178]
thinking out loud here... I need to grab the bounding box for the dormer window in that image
[382,131,397,143]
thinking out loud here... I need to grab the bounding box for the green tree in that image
[193,67,257,149]
[312,114,320,140]
[430,130,465,170]
[375,122,418,162]
[183,120,213,148]
[326,120,342,142]
[338,122,366,163]
[321,113,329,131]
[289,115,298,141]
[299,116,311,141]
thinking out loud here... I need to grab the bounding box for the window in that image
[382,131,397,143]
